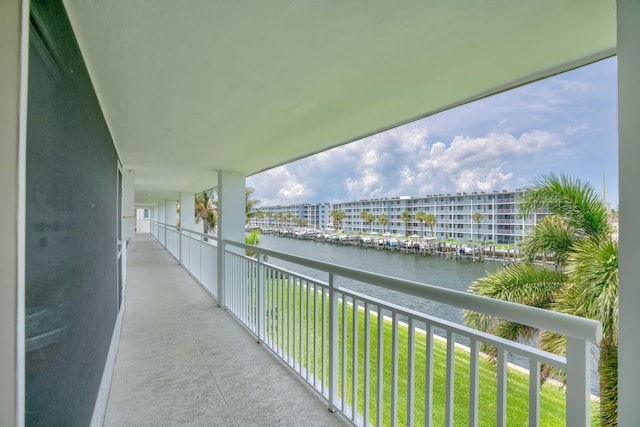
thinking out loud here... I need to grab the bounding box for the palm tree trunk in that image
[599,339,618,426]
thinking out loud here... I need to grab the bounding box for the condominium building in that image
[251,203,332,230]
[255,190,546,244]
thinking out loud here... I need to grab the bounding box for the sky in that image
[247,58,618,209]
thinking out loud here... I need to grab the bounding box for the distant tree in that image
[265,210,272,227]
[400,210,412,236]
[472,212,483,241]
[415,211,427,238]
[378,213,388,234]
[425,214,437,237]
[245,230,261,257]
[285,212,293,228]
[195,189,217,234]
[330,210,346,231]
[364,213,375,232]
[245,187,260,224]
[360,210,369,232]
[255,210,265,227]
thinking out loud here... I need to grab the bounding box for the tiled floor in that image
[104,235,350,426]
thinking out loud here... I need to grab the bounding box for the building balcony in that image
[128,222,602,426]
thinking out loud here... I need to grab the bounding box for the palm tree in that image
[330,210,346,231]
[255,210,265,228]
[245,187,260,224]
[364,213,375,232]
[360,210,369,233]
[400,210,411,236]
[472,212,483,241]
[415,210,427,238]
[194,189,217,234]
[265,210,272,227]
[378,213,388,234]
[464,173,618,426]
[425,213,437,238]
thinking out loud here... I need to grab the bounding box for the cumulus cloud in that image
[249,126,567,207]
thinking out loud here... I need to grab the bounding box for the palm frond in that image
[563,237,618,343]
[464,265,567,352]
[538,330,567,384]
[519,215,577,265]
[520,173,610,239]
[467,264,566,308]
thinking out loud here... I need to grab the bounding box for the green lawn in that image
[259,277,599,426]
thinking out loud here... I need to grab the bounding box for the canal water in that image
[257,233,501,327]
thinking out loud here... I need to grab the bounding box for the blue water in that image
[257,234,500,327]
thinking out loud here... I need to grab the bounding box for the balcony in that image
[129,222,603,426]
[104,234,350,426]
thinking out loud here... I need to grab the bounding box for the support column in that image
[158,203,166,246]
[216,171,246,307]
[165,199,178,256]
[165,199,178,228]
[618,1,640,424]
[1,1,28,425]
[180,192,195,231]
[179,192,195,265]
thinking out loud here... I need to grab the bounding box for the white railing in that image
[221,239,601,427]
[180,228,218,298]
[150,221,218,299]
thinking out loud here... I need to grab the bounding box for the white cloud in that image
[250,127,567,207]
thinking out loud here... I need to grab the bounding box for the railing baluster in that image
[288,272,293,366]
[313,282,318,388]
[296,277,304,375]
[278,269,282,353]
[445,330,455,427]
[469,337,479,427]
[306,279,311,381]
[341,294,348,412]
[352,298,359,422]
[529,358,540,427]
[257,254,265,342]
[407,317,415,427]
[425,323,433,427]
[363,302,370,427]
[391,313,399,427]
[497,348,507,427]
[322,285,327,397]
[329,273,338,412]
[376,306,384,427]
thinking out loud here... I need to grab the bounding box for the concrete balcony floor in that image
[104,235,350,426]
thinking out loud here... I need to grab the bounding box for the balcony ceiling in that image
[61,1,615,204]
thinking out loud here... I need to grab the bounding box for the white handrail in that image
[223,239,602,343]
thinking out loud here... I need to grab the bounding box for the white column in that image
[179,192,195,265]
[158,203,166,224]
[618,1,640,424]
[180,192,195,231]
[165,199,177,227]
[1,1,28,425]
[216,170,246,306]
[121,170,135,240]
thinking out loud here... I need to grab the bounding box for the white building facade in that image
[255,190,545,244]
[251,203,332,231]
